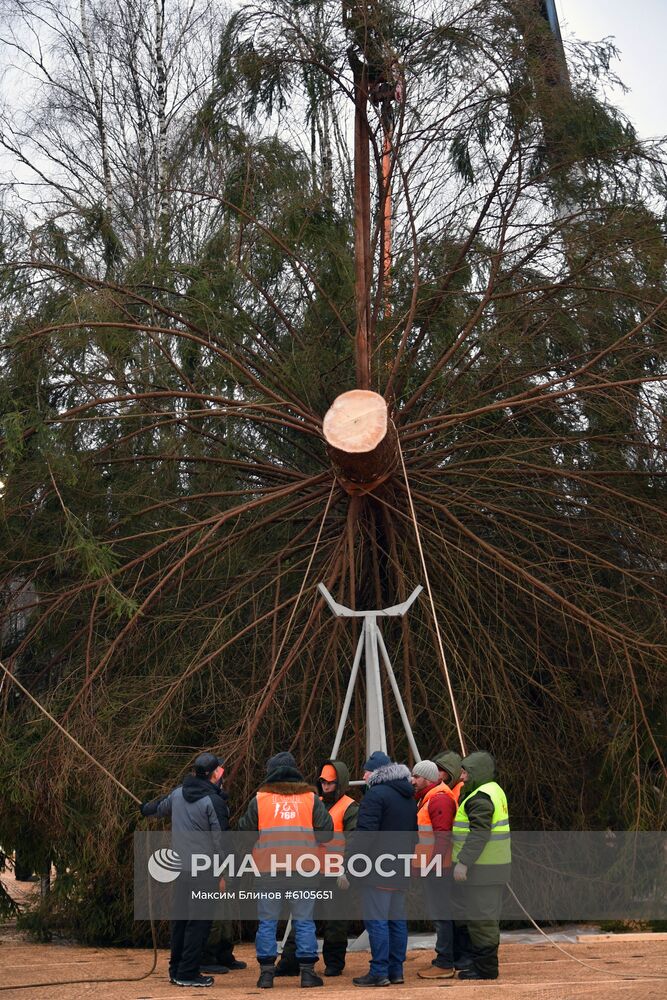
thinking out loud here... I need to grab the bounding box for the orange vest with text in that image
[253,790,317,873]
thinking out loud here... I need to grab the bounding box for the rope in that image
[0,657,158,991]
[506,884,667,982]
[0,659,140,803]
[0,481,338,989]
[2,470,664,992]
[395,447,667,984]
[396,434,467,756]
[258,478,336,693]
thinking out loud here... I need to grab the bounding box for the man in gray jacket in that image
[141,752,227,989]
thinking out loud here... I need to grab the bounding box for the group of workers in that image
[141,746,510,989]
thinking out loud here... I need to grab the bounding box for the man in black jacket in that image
[141,752,228,989]
[349,751,418,988]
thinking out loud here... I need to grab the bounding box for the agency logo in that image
[148,848,182,883]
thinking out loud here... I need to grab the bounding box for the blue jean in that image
[362,887,407,979]
[255,895,318,964]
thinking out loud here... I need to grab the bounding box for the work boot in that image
[352,973,391,987]
[257,961,276,989]
[300,963,324,987]
[419,965,455,979]
[458,968,498,980]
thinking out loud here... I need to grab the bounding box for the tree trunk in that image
[153,0,169,253]
[349,53,372,389]
[79,0,114,252]
[323,390,398,492]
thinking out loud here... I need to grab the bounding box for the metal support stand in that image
[318,584,423,763]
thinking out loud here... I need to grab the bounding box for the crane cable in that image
[395,438,666,984]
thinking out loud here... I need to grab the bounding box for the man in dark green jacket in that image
[276,759,359,978]
[451,752,510,981]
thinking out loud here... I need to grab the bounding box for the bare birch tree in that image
[0,0,225,267]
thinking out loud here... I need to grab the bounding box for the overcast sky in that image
[557,0,666,139]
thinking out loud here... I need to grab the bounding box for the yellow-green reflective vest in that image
[452,781,511,867]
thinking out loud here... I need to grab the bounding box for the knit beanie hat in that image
[265,751,297,776]
[434,750,463,784]
[363,750,391,772]
[412,760,439,783]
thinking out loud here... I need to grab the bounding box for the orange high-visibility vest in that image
[414,782,452,868]
[328,794,355,833]
[319,793,354,862]
[253,790,317,873]
[451,780,464,802]
[417,782,449,829]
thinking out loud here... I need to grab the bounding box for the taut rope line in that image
[262,478,336,691]
[0,658,139,803]
[394,439,666,985]
[0,657,157,991]
[396,433,467,756]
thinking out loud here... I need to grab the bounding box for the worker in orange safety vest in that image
[434,751,464,804]
[410,755,467,981]
[238,751,333,989]
[276,759,359,978]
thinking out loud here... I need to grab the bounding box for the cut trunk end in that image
[323,390,398,494]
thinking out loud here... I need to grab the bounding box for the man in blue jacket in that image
[141,752,228,989]
[349,751,418,988]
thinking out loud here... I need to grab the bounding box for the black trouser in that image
[424,872,472,967]
[279,920,348,972]
[425,869,452,967]
[203,920,236,965]
[454,882,503,979]
[170,918,212,980]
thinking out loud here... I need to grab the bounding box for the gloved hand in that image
[453,862,468,883]
[336,874,350,890]
[140,796,163,817]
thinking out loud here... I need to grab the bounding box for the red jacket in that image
[425,785,457,832]
[417,781,457,867]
